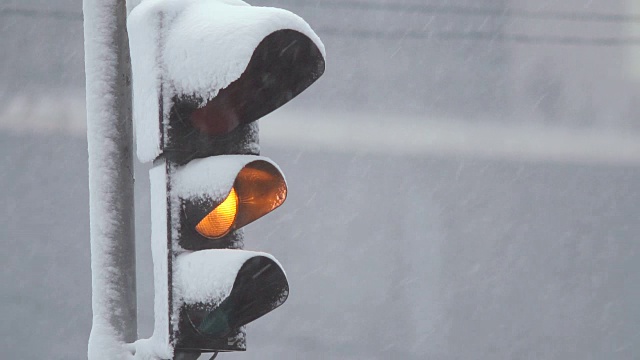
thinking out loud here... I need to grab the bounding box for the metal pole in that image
[83,0,137,358]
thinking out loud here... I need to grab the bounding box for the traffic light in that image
[128,0,325,357]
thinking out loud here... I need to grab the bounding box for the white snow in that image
[174,249,283,305]
[84,0,137,359]
[126,163,173,360]
[128,0,326,163]
[127,0,164,163]
[163,1,324,104]
[126,338,172,360]
[171,155,284,201]
[147,163,173,356]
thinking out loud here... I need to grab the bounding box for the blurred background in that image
[2,0,640,359]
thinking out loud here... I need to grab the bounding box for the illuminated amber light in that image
[196,187,239,238]
[233,165,287,229]
[190,161,287,240]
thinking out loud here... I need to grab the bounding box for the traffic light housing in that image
[165,28,324,165]
[174,250,289,351]
[129,0,324,357]
[173,156,287,249]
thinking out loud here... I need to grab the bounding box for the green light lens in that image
[198,302,233,337]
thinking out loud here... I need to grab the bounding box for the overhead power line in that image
[275,0,640,24]
[3,5,640,46]
[5,2,640,24]
[317,28,640,46]
[0,8,82,21]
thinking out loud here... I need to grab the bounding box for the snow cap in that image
[171,154,285,202]
[128,0,326,163]
[174,249,285,305]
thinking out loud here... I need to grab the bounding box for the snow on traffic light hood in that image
[128,0,326,163]
[173,249,285,306]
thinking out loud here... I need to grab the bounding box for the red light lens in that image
[190,94,241,136]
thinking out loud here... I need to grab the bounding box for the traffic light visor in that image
[233,161,287,232]
[194,161,287,239]
[129,0,326,162]
[174,156,287,241]
[185,255,289,338]
[187,29,325,137]
[175,250,289,344]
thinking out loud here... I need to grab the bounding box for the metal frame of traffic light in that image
[156,156,292,352]
[163,29,324,354]
[129,0,325,357]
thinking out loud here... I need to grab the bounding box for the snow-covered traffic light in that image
[167,156,290,352]
[128,0,324,357]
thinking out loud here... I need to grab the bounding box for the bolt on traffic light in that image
[128,0,325,357]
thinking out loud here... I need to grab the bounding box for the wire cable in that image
[4,2,640,24]
[0,8,82,21]
[316,28,640,46]
[4,6,640,46]
[275,0,640,24]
